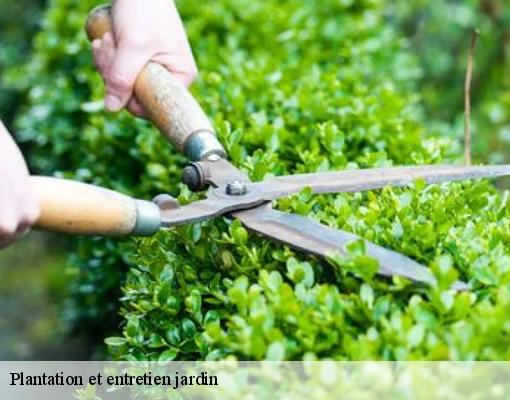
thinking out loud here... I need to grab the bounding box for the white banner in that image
[1,361,509,399]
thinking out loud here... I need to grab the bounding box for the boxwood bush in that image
[0,0,45,126]
[9,0,510,360]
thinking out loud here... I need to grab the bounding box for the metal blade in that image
[160,196,267,227]
[232,204,469,291]
[159,199,224,226]
[161,164,510,227]
[252,164,510,202]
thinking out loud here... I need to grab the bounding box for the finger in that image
[153,52,198,88]
[168,69,197,88]
[92,35,115,78]
[91,39,102,60]
[92,40,107,74]
[104,38,151,112]
[126,98,146,118]
[0,214,18,237]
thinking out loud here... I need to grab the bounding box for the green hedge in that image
[0,0,45,126]
[10,0,510,360]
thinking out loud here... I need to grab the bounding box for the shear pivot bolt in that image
[226,181,248,196]
[182,164,205,192]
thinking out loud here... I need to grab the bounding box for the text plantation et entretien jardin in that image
[10,371,218,389]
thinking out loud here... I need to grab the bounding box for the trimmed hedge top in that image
[9,0,510,360]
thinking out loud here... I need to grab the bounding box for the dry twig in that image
[464,29,479,165]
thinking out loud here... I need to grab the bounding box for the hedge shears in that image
[30,5,510,290]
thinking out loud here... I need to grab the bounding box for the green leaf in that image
[407,325,425,348]
[266,342,285,361]
[159,348,178,361]
[360,284,374,309]
[182,319,197,338]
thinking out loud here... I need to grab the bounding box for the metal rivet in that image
[182,164,205,192]
[206,153,221,162]
[226,180,248,196]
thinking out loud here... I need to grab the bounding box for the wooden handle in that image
[85,5,226,161]
[31,177,161,236]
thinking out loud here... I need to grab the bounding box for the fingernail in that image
[105,95,123,112]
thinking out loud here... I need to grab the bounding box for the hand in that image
[0,121,40,248]
[92,0,198,117]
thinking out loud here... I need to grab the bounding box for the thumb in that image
[104,38,149,112]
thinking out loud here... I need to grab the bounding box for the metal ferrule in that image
[184,130,227,161]
[132,200,161,236]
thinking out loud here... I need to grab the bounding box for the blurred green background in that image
[0,0,45,128]
[0,0,94,359]
[0,0,508,359]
